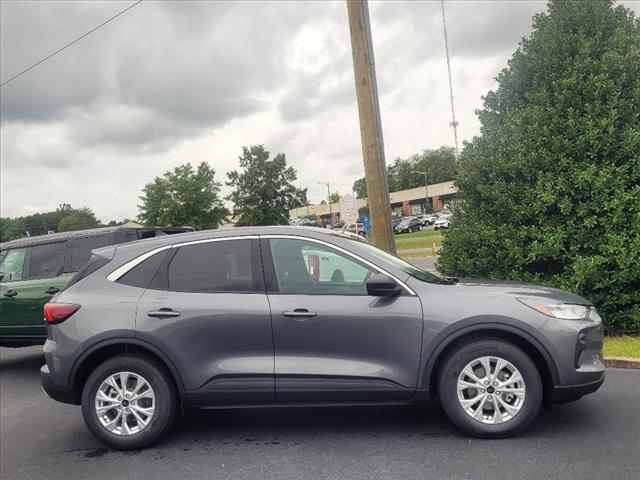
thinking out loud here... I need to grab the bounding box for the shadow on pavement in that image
[0,346,44,372]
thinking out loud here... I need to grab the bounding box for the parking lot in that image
[1,346,638,480]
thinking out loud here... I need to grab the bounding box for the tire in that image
[81,354,178,449]
[438,338,542,438]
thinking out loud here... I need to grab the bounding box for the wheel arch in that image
[69,338,186,404]
[423,323,559,407]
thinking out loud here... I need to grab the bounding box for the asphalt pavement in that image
[1,346,639,480]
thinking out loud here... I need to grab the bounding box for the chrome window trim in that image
[262,234,416,296]
[106,233,415,296]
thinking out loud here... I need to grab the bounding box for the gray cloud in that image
[1,0,637,219]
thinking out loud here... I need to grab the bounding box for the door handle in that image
[3,290,18,298]
[147,308,181,318]
[45,287,60,295]
[282,309,317,319]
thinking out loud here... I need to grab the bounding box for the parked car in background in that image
[434,215,452,230]
[0,225,191,347]
[291,218,318,228]
[40,226,604,448]
[394,217,422,234]
[341,222,366,236]
[418,214,437,226]
[391,218,402,229]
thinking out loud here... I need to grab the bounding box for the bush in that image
[438,0,640,334]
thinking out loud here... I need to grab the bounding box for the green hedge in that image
[438,0,640,334]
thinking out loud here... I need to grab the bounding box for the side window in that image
[117,250,169,289]
[268,238,375,295]
[68,235,112,271]
[28,242,66,279]
[167,240,256,293]
[124,232,138,242]
[0,248,27,282]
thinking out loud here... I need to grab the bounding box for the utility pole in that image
[317,181,333,226]
[346,0,396,254]
[441,0,459,157]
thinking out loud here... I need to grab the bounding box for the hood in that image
[451,279,591,305]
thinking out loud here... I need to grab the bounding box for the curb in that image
[605,356,640,369]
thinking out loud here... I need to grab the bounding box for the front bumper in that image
[552,371,605,404]
[40,364,78,405]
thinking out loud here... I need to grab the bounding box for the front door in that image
[263,237,424,403]
[135,238,274,406]
[0,243,70,342]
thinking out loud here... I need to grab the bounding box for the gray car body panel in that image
[42,226,604,407]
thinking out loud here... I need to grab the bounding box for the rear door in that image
[263,236,424,403]
[135,237,274,406]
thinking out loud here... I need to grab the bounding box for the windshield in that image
[351,240,442,284]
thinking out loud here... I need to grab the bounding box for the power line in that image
[0,0,143,87]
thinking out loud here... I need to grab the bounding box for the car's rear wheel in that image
[81,354,177,449]
[438,339,542,438]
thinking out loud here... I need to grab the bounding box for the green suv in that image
[0,226,190,347]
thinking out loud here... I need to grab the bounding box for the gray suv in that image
[41,227,605,449]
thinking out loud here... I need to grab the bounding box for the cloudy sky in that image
[1,0,638,222]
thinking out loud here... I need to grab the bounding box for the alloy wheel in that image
[456,356,526,424]
[95,371,156,436]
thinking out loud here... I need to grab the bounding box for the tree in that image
[438,0,640,334]
[351,146,456,197]
[226,145,308,226]
[138,162,228,230]
[1,205,101,241]
[353,178,367,198]
[0,217,25,242]
[58,207,100,232]
[329,191,341,204]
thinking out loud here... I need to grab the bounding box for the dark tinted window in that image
[167,240,255,293]
[118,250,169,289]
[63,254,112,290]
[68,235,112,271]
[28,242,66,279]
[124,232,138,242]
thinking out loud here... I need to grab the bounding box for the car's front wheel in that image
[438,339,542,438]
[81,354,178,449]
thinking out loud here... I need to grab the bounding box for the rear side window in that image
[166,240,257,293]
[68,235,112,271]
[118,250,169,289]
[63,254,111,290]
[28,242,66,279]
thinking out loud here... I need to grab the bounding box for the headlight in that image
[517,298,590,319]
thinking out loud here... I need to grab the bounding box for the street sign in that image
[340,195,358,222]
[362,214,371,232]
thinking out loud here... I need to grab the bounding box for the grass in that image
[395,230,444,253]
[604,336,640,359]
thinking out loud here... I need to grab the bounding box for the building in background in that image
[290,181,457,224]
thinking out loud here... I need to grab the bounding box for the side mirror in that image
[366,273,401,297]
